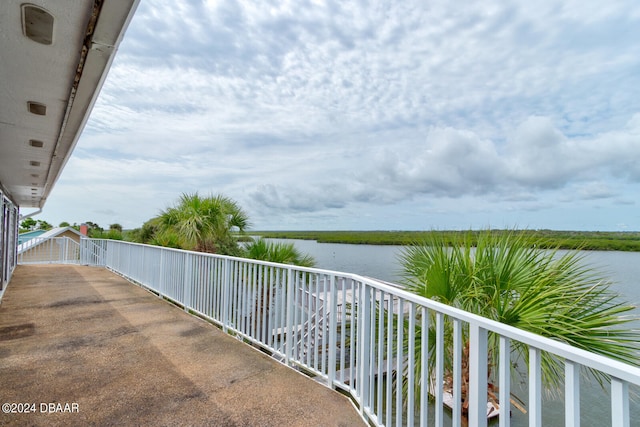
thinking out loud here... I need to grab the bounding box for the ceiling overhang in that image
[0,0,139,209]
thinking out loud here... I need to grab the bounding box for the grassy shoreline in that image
[251,230,640,252]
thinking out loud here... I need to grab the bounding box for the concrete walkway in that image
[0,265,364,426]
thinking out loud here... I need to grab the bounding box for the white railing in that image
[77,238,640,427]
[17,237,80,265]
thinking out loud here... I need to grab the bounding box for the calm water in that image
[268,239,640,426]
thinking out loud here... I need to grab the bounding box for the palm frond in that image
[398,228,640,405]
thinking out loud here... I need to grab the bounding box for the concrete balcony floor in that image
[0,265,363,426]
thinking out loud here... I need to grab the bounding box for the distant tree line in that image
[19,218,53,232]
[19,218,124,240]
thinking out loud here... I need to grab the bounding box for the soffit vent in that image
[29,139,44,148]
[27,101,47,115]
[22,4,54,45]
[30,161,41,167]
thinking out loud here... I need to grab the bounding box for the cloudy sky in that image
[42,0,640,231]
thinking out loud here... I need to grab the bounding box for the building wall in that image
[57,229,82,244]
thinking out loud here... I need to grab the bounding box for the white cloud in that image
[41,0,640,231]
[577,182,617,200]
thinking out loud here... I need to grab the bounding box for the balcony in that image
[0,263,363,426]
[3,237,639,426]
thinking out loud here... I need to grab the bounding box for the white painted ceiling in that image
[0,0,138,210]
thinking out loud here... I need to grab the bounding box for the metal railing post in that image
[499,336,512,427]
[222,258,230,333]
[358,283,372,414]
[183,253,192,312]
[435,312,444,427]
[452,319,462,426]
[611,378,629,427]
[469,323,488,427]
[327,274,337,389]
[158,248,165,297]
[285,267,294,364]
[529,347,542,427]
[62,238,67,263]
[565,361,580,427]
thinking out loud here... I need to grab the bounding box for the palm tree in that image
[126,220,159,244]
[156,192,250,255]
[398,229,640,413]
[244,238,315,267]
[243,238,316,335]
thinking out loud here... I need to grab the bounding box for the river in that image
[266,238,640,426]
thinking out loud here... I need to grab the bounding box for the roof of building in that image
[0,1,139,209]
[17,226,84,254]
[39,226,84,239]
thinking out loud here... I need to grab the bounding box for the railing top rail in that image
[95,238,640,386]
[18,236,79,254]
[347,273,640,386]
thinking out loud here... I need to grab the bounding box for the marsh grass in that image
[253,229,640,251]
